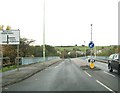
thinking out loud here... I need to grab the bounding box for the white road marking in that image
[96,80,115,93]
[35,79,38,80]
[104,71,115,77]
[84,71,92,77]
[4,87,8,90]
[55,66,59,68]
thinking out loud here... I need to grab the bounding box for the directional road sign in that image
[0,30,20,45]
[89,41,94,48]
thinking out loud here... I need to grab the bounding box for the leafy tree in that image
[6,26,11,30]
[33,46,43,57]
[60,49,69,58]
[0,25,4,30]
[19,38,35,57]
[45,45,58,56]
[3,45,17,64]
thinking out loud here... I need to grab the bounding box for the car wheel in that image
[108,64,113,72]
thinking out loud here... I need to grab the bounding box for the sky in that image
[0,0,119,46]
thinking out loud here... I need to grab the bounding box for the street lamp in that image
[43,0,46,62]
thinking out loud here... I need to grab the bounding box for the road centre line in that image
[104,71,115,77]
[96,80,115,93]
[84,71,92,77]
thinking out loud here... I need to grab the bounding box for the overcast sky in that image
[0,0,119,46]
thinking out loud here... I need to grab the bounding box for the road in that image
[2,58,120,92]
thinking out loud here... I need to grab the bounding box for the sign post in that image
[88,24,95,69]
[0,30,20,71]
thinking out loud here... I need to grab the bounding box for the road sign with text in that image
[0,30,20,45]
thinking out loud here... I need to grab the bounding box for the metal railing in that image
[21,56,60,65]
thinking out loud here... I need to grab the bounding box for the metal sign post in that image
[89,24,95,69]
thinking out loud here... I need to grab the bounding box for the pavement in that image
[0,58,63,88]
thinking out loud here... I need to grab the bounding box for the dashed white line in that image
[84,71,92,77]
[55,66,59,68]
[96,80,115,93]
[104,71,115,77]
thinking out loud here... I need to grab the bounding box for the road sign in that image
[89,41,94,48]
[0,30,20,45]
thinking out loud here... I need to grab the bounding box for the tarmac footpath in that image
[0,58,62,88]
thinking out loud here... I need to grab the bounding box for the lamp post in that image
[43,0,46,62]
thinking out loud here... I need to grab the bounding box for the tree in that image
[0,25,4,30]
[45,45,58,56]
[60,49,69,58]
[6,26,11,30]
[20,38,35,57]
[3,45,17,64]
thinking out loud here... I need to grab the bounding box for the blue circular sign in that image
[89,41,94,48]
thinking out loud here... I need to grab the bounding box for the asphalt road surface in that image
[2,58,120,92]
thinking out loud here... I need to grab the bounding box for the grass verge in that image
[0,65,17,72]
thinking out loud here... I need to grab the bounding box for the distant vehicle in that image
[108,53,120,74]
